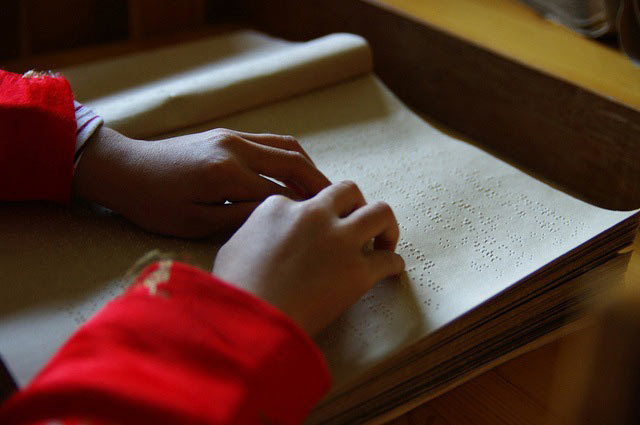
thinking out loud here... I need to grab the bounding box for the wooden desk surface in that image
[376,0,640,423]
[371,0,640,111]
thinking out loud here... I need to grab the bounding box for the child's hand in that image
[212,181,405,336]
[73,127,331,237]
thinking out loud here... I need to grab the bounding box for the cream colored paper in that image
[175,75,636,389]
[62,31,372,138]
[0,31,636,391]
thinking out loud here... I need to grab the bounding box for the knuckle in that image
[297,200,328,223]
[262,194,295,213]
[338,180,360,194]
[255,195,292,219]
[338,180,365,203]
[286,150,307,163]
[283,135,300,146]
[205,154,237,176]
[281,152,309,178]
[211,130,241,149]
[371,201,394,219]
[212,127,234,136]
[264,193,290,206]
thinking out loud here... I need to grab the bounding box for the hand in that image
[212,181,405,335]
[73,127,331,238]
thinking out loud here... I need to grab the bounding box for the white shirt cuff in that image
[74,101,103,161]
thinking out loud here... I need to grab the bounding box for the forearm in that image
[0,262,330,425]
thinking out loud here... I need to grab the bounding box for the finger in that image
[365,250,406,283]
[238,139,331,197]
[343,201,400,250]
[280,178,308,199]
[314,181,366,217]
[229,130,315,164]
[185,201,261,237]
[223,166,298,202]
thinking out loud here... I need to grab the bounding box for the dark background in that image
[0,0,249,63]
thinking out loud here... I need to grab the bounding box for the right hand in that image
[213,181,405,336]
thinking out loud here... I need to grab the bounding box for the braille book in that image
[0,30,637,424]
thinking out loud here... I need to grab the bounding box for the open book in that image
[0,31,638,424]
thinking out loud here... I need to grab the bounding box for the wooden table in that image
[378,0,640,423]
[371,0,640,110]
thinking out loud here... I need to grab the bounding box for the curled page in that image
[62,31,372,138]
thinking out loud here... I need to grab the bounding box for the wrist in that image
[72,127,137,211]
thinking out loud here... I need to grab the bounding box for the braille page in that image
[0,205,217,386]
[175,74,638,389]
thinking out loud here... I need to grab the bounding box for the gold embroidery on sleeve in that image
[22,69,59,79]
[140,260,173,296]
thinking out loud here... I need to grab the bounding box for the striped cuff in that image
[74,101,103,161]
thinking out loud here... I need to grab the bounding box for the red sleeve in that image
[0,261,331,425]
[0,70,76,202]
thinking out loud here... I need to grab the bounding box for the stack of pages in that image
[0,31,637,424]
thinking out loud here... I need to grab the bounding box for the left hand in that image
[73,127,331,238]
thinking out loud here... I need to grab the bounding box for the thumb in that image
[365,250,405,283]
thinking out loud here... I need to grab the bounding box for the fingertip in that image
[283,134,315,163]
[354,200,399,250]
[309,176,332,197]
[366,250,406,282]
[278,185,300,200]
[302,161,332,196]
[393,252,406,275]
[282,178,308,198]
[300,171,332,198]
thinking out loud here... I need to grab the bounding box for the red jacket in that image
[0,70,330,425]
